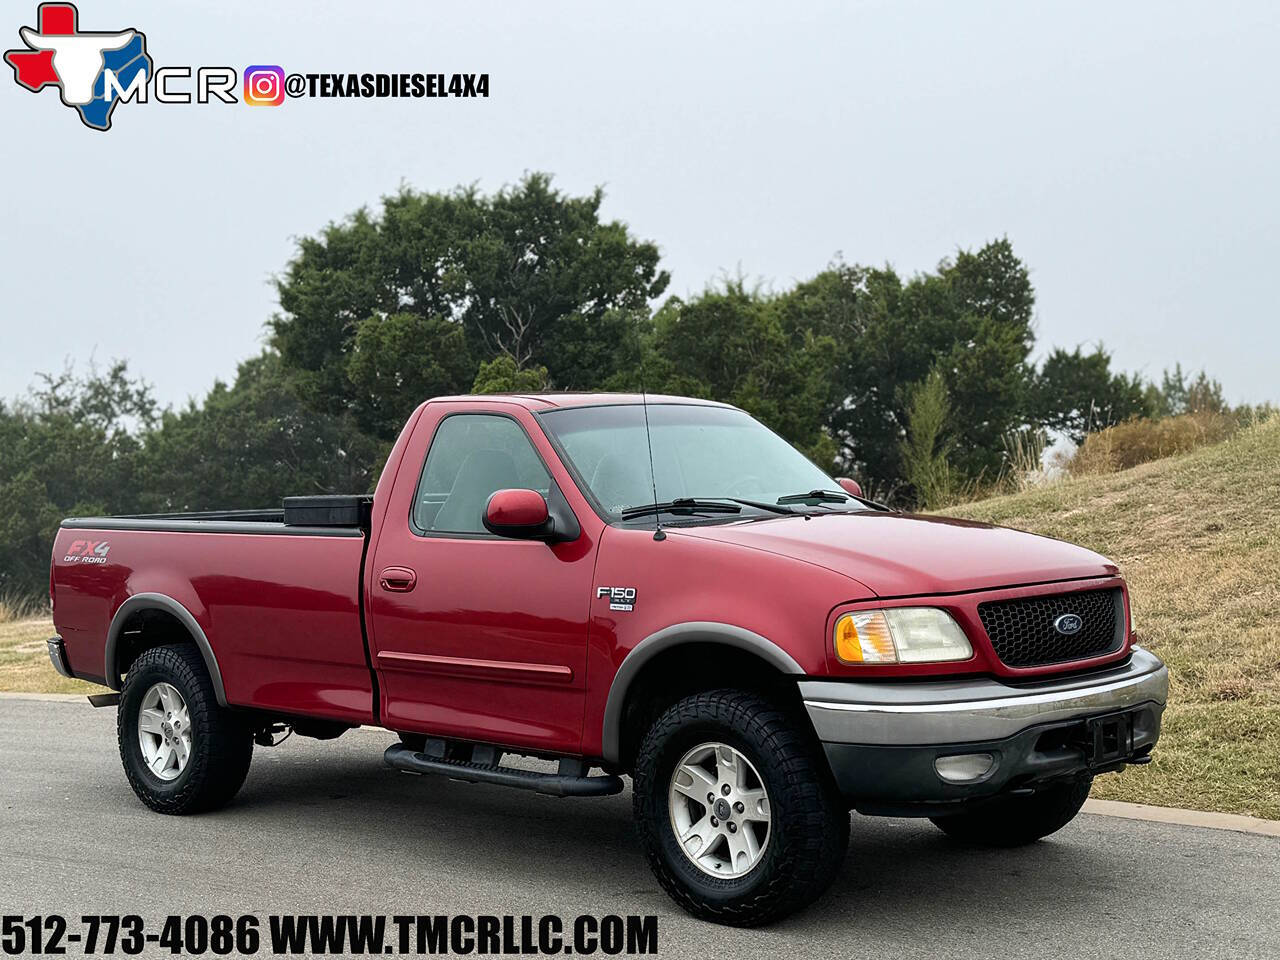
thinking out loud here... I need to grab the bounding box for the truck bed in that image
[52,496,378,725]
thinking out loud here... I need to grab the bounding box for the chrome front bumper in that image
[801,646,1169,746]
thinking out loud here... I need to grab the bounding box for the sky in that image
[1,0,1277,409]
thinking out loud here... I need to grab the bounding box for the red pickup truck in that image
[48,394,1168,925]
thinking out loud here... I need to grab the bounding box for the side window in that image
[413,415,551,534]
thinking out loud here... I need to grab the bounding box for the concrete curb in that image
[1083,798,1280,838]
[0,691,86,702]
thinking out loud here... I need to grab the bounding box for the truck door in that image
[367,405,596,755]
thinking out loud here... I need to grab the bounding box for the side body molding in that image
[600,621,803,764]
[104,593,228,706]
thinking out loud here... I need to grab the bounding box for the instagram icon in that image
[243,65,285,106]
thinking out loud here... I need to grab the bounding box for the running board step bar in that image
[384,742,624,797]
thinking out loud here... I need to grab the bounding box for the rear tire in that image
[929,777,1092,847]
[632,690,849,926]
[118,645,253,814]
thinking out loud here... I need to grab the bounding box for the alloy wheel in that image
[137,681,192,782]
[668,742,771,878]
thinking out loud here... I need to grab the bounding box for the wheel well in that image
[615,642,806,773]
[113,608,199,683]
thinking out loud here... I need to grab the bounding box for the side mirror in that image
[484,488,554,540]
[836,477,863,499]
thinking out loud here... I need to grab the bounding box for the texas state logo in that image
[5,4,490,131]
[4,3,151,131]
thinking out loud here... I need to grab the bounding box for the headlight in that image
[834,608,972,664]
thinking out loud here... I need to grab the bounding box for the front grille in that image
[978,588,1123,668]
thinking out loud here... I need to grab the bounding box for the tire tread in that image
[632,689,848,926]
[117,644,252,815]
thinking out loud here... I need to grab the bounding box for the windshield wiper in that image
[776,489,851,505]
[723,497,797,516]
[620,498,743,520]
[776,488,892,512]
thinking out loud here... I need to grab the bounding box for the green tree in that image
[137,352,381,512]
[270,173,669,438]
[636,280,840,467]
[471,355,550,394]
[0,363,154,598]
[830,239,1037,488]
[898,368,958,508]
[1032,345,1149,444]
[346,312,473,438]
[1146,364,1228,417]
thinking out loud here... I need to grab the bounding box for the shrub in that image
[1066,411,1240,475]
[1001,427,1052,492]
[0,591,45,623]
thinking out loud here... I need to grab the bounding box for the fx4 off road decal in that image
[64,539,110,564]
[596,586,636,612]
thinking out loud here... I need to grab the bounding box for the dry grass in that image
[0,613,98,695]
[944,415,1280,819]
[0,592,46,624]
[1065,411,1240,475]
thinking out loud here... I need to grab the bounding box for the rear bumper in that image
[801,646,1168,814]
[47,636,72,678]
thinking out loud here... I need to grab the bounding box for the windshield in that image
[538,403,858,519]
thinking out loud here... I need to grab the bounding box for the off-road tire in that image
[118,644,253,814]
[929,777,1092,847]
[633,690,849,926]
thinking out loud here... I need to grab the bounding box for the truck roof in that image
[425,392,736,411]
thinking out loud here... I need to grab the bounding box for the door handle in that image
[379,566,417,592]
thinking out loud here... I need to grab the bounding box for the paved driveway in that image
[2,698,1277,958]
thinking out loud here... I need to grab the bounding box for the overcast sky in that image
[2,0,1277,409]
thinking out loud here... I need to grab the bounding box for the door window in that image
[413,415,551,534]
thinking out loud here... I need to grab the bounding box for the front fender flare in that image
[104,593,228,706]
[599,621,803,764]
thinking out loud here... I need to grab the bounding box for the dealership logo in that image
[6,3,490,132]
[4,3,150,130]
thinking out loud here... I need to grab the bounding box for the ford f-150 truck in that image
[48,394,1168,926]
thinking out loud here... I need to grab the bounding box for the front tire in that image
[929,777,1092,847]
[633,690,849,926]
[118,645,253,814]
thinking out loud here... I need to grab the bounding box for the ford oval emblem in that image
[1054,613,1083,636]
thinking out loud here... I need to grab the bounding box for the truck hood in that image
[670,511,1117,598]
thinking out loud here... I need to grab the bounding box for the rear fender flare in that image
[600,621,803,764]
[104,593,228,706]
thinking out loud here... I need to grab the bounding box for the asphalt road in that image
[2,698,1278,959]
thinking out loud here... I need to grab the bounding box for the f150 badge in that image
[597,586,636,612]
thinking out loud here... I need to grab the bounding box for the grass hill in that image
[944,416,1280,819]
